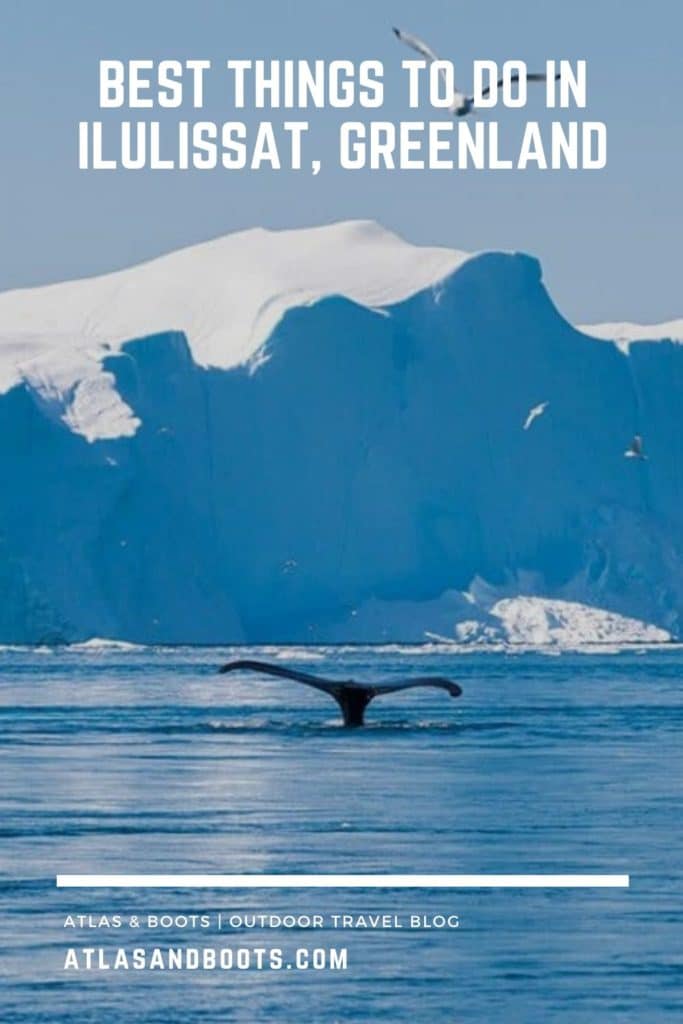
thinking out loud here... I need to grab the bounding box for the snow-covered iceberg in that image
[321,591,672,646]
[0,220,680,644]
[452,596,671,647]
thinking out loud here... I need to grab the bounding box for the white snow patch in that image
[330,585,671,648]
[579,320,683,353]
[16,336,139,441]
[455,596,671,646]
[69,638,144,652]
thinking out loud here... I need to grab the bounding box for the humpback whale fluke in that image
[218,659,463,727]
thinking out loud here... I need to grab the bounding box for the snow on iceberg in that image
[0,219,468,430]
[454,597,671,646]
[579,320,683,353]
[0,220,681,644]
[67,637,145,653]
[323,589,670,646]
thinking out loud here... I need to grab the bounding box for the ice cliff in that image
[0,220,681,644]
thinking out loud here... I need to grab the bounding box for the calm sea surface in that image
[1,644,681,1023]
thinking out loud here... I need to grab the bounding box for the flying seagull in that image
[218,659,462,727]
[392,27,558,117]
[624,435,647,460]
[523,401,549,430]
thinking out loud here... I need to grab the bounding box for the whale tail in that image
[218,660,462,727]
[335,686,373,727]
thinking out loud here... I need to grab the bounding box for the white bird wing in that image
[523,401,548,430]
[392,27,440,63]
[392,27,455,94]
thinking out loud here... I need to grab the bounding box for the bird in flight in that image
[219,659,462,727]
[624,435,647,460]
[392,27,558,117]
[523,401,549,430]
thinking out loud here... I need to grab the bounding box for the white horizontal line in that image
[56,874,630,889]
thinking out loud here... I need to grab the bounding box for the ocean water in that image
[1,644,681,1023]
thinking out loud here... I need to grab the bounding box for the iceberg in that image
[0,220,680,644]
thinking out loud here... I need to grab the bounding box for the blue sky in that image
[1,0,680,322]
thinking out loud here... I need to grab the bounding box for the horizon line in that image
[56,873,631,889]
